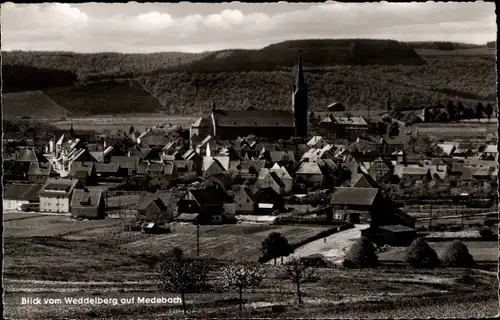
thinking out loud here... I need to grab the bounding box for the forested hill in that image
[2,39,424,83]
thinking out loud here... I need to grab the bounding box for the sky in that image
[1,1,496,53]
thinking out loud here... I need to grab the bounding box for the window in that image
[335,213,343,220]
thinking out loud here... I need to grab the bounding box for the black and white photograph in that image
[1,1,498,319]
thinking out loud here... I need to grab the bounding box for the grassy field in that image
[3,263,497,319]
[378,241,498,262]
[3,215,123,238]
[42,115,197,133]
[106,224,333,260]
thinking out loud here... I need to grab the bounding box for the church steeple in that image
[295,54,305,91]
[292,52,308,139]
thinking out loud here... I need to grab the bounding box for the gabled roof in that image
[147,162,164,173]
[236,188,259,203]
[334,116,368,126]
[188,188,224,207]
[15,148,41,162]
[307,136,324,147]
[28,162,51,176]
[183,149,197,160]
[254,187,282,204]
[270,165,293,180]
[69,162,94,177]
[3,183,43,201]
[163,161,176,175]
[296,162,323,175]
[70,189,103,208]
[137,192,171,211]
[401,166,430,176]
[330,187,379,206]
[350,173,379,188]
[95,163,120,173]
[270,151,295,163]
[268,171,286,188]
[196,135,214,149]
[212,109,294,127]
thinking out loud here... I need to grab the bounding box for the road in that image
[276,224,369,265]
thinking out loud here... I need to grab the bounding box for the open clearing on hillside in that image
[3,91,72,119]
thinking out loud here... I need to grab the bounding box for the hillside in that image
[137,54,496,114]
[2,65,77,93]
[163,39,425,73]
[2,91,73,119]
[1,51,211,84]
[1,39,496,117]
[43,79,165,116]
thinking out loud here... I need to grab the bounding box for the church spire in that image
[295,52,305,89]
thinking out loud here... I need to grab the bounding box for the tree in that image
[474,103,484,122]
[404,238,440,268]
[343,237,379,268]
[260,232,294,264]
[156,250,208,314]
[281,256,318,304]
[218,261,265,312]
[69,124,75,138]
[388,122,399,136]
[456,101,465,119]
[435,111,449,123]
[441,240,476,268]
[446,101,456,121]
[129,125,135,134]
[485,103,493,123]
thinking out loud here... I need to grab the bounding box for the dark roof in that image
[15,148,42,162]
[268,171,286,187]
[163,162,176,175]
[110,156,140,170]
[95,163,120,173]
[70,189,103,208]
[212,110,294,127]
[3,183,43,201]
[5,161,32,176]
[330,187,380,206]
[238,188,259,203]
[129,146,152,159]
[137,192,171,211]
[137,162,149,174]
[173,160,194,171]
[351,173,379,188]
[188,188,223,207]
[28,162,52,176]
[147,162,164,173]
[379,225,416,233]
[175,213,200,221]
[254,187,282,204]
[382,134,405,145]
[270,151,296,163]
[69,162,94,177]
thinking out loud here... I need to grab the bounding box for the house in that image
[437,143,456,157]
[3,183,43,211]
[361,225,417,246]
[269,164,293,194]
[269,151,296,167]
[176,187,225,224]
[109,156,140,176]
[329,187,392,226]
[70,188,106,219]
[203,158,227,178]
[426,164,449,181]
[4,161,32,181]
[481,144,498,160]
[295,162,325,187]
[89,146,115,164]
[253,187,284,214]
[190,117,213,148]
[307,136,328,149]
[94,163,127,180]
[69,162,96,186]
[328,116,369,141]
[367,157,394,183]
[27,162,52,184]
[137,192,174,224]
[349,173,379,188]
[39,178,81,213]
[301,144,336,162]
[234,188,259,214]
[381,135,405,155]
[393,165,431,182]
[257,170,286,195]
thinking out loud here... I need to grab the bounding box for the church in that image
[190,55,309,143]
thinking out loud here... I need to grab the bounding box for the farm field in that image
[119,224,335,260]
[412,122,496,138]
[40,115,197,133]
[3,264,497,319]
[378,241,498,262]
[3,215,123,238]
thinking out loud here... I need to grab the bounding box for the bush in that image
[479,227,495,240]
[343,237,379,268]
[404,238,440,268]
[441,240,476,268]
